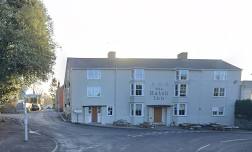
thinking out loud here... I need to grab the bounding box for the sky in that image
[42,0,252,85]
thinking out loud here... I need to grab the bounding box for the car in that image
[30,104,40,111]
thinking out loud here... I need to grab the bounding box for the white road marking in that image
[29,130,41,135]
[220,138,249,143]
[51,138,58,152]
[196,144,210,152]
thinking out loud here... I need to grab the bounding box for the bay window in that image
[130,103,143,117]
[173,103,187,116]
[175,84,187,97]
[131,83,144,96]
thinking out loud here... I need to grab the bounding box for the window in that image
[173,103,187,116]
[107,106,113,116]
[212,107,224,116]
[175,84,187,97]
[213,88,225,97]
[135,104,142,116]
[176,70,188,80]
[130,103,143,116]
[214,71,227,80]
[87,87,101,97]
[130,104,134,116]
[87,70,101,80]
[133,69,144,80]
[131,83,144,96]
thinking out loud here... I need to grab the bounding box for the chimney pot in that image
[108,51,116,59]
[177,52,188,59]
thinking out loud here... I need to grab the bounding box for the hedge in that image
[235,99,252,120]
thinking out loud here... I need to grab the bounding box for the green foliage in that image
[235,99,252,120]
[0,0,56,103]
[49,78,58,101]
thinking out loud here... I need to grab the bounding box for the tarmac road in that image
[5,111,252,152]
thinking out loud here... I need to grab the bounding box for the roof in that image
[241,81,252,86]
[66,58,241,70]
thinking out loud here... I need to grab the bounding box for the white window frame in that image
[173,103,187,116]
[133,69,144,80]
[174,84,187,97]
[87,70,101,80]
[212,106,225,116]
[176,70,189,81]
[130,83,144,96]
[87,86,101,97]
[130,103,144,117]
[213,87,225,97]
[214,71,227,80]
[107,106,113,116]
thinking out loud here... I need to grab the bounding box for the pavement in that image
[0,116,56,152]
[1,111,252,152]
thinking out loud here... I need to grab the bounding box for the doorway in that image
[91,107,98,123]
[154,107,162,123]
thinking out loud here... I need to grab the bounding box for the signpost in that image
[24,100,28,141]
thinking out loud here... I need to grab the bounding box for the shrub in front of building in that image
[235,99,252,120]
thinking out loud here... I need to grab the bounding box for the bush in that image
[235,99,252,120]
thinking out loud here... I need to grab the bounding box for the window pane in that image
[180,84,186,96]
[219,107,224,115]
[175,84,178,96]
[87,87,101,97]
[134,69,144,80]
[220,88,225,96]
[130,104,134,116]
[180,70,188,80]
[135,104,142,116]
[214,71,226,80]
[214,88,219,96]
[136,90,142,95]
[179,104,185,115]
[174,104,177,115]
[107,106,113,116]
[176,71,180,80]
[87,70,101,79]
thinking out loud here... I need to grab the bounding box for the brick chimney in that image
[177,52,188,59]
[108,51,116,59]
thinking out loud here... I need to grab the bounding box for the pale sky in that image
[43,0,252,85]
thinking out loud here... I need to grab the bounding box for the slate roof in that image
[66,58,241,70]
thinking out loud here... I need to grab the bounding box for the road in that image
[7,111,252,152]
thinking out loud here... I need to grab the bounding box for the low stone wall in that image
[235,118,252,130]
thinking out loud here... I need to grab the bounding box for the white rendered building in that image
[64,52,241,126]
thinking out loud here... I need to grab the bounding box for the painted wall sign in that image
[149,83,169,101]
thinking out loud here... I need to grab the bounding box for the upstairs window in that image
[176,70,188,80]
[131,83,144,96]
[133,69,144,80]
[214,71,227,80]
[87,70,101,80]
[212,107,224,116]
[175,84,187,97]
[213,88,225,97]
[87,87,101,97]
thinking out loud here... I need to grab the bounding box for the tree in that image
[49,77,58,107]
[0,0,56,103]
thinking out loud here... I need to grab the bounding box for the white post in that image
[24,100,28,141]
